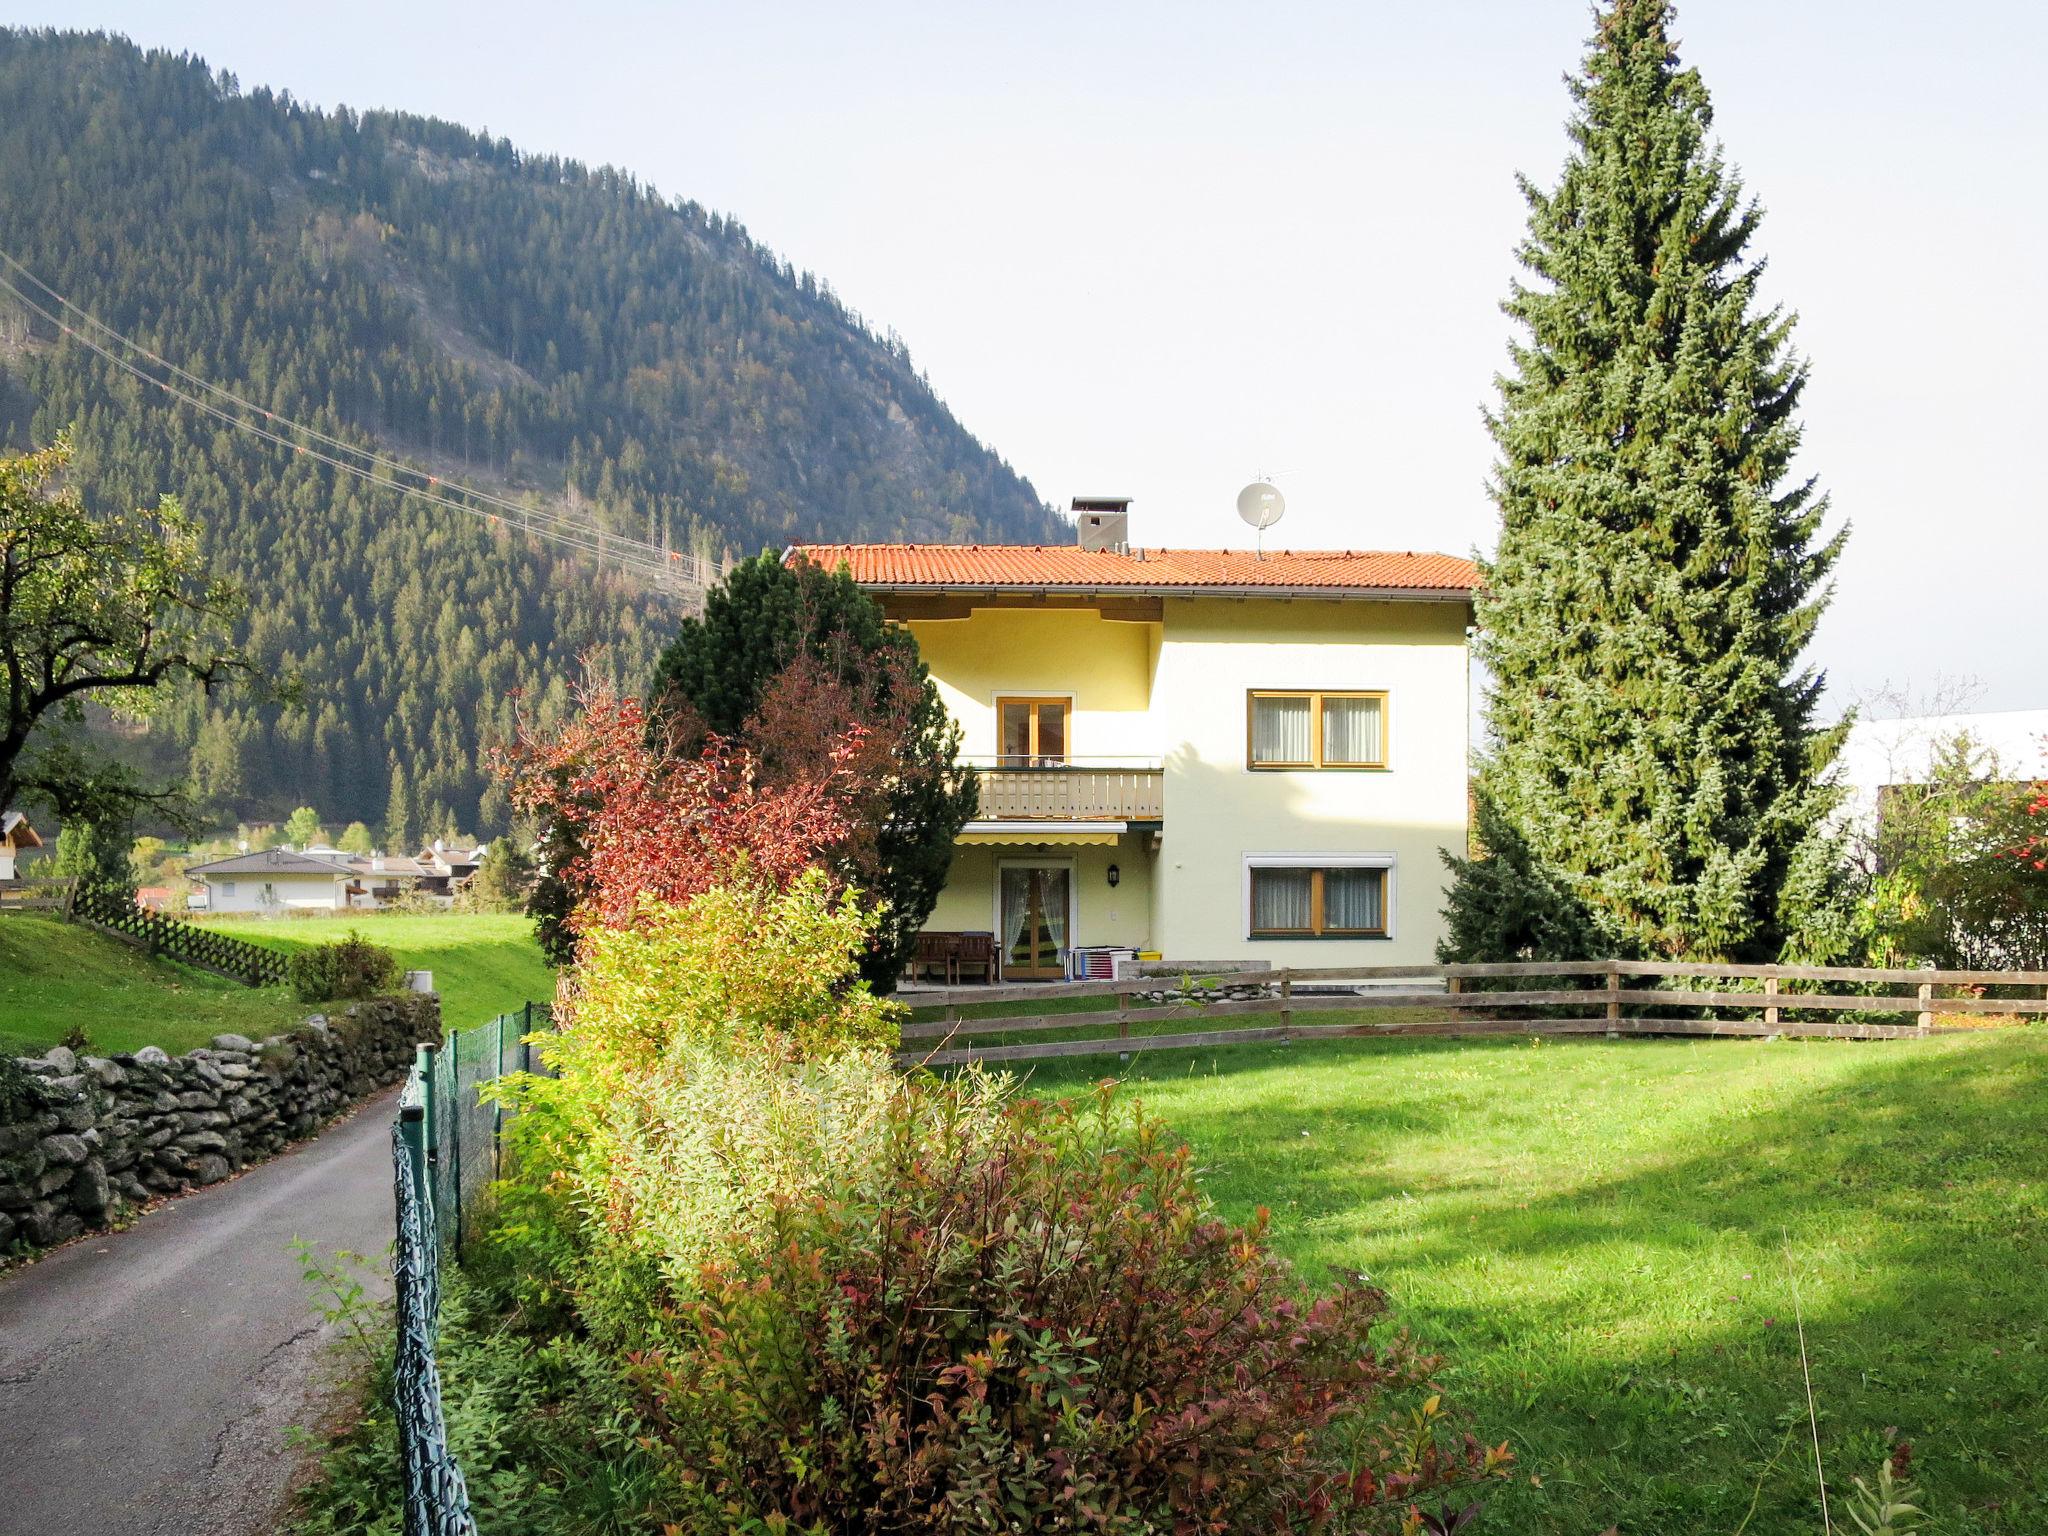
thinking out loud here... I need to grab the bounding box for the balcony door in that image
[999,864,1071,980]
[998,696,1068,767]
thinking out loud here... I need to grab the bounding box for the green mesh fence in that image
[392,1002,552,1536]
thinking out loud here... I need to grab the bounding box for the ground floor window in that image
[1246,857,1391,938]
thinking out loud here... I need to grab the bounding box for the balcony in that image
[966,758,1164,821]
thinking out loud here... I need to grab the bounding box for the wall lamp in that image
[1107,863,1121,889]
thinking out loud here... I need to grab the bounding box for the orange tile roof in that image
[789,544,1478,596]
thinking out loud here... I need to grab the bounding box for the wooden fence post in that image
[1605,960,1621,1036]
[1917,972,1934,1035]
[1279,971,1293,1036]
[1764,971,1780,1031]
[1116,990,1131,1065]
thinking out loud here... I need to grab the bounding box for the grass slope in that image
[196,912,554,1033]
[0,914,308,1056]
[1023,1031,2046,1536]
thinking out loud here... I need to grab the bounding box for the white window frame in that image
[220,880,237,898]
[1241,852,1396,941]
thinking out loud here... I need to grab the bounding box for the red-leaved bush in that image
[498,677,864,941]
[627,1083,1512,1534]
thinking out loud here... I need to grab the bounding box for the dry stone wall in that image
[0,993,439,1252]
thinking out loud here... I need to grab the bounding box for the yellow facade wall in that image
[924,835,1157,953]
[906,608,1160,760]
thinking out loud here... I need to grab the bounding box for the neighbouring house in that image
[413,839,487,902]
[134,885,175,912]
[1838,708,2048,861]
[789,503,1478,980]
[183,846,354,912]
[1,810,42,882]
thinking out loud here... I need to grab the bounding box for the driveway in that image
[0,1087,399,1536]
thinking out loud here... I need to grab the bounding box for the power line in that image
[0,248,726,593]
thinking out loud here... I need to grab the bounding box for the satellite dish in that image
[1236,480,1286,531]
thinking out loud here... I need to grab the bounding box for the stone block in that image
[190,1154,232,1185]
[37,1133,88,1167]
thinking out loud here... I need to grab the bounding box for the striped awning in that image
[956,820,1126,847]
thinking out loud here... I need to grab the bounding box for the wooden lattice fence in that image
[68,881,288,988]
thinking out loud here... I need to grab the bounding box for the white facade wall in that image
[198,873,346,913]
[1148,597,1470,967]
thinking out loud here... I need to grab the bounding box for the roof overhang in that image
[858,581,1473,603]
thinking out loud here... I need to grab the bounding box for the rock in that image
[188,1059,226,1088]
[190,1154,232,1186]
[216,1063,254,1081]
[56,1099,97,1133]
[36,1165,76,1196]
[175,1091,218,1112]
[37,1133,89,1168]
[174,1130,228,1154]
[83,1057,127,1088]
[132,1046,172,1068]
[68,1159,111,1212]
[40,1046,77,1075]
[210,1034,257,1053]
[0,1211,14,1249]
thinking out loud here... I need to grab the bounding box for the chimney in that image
[1072,496,1132,553]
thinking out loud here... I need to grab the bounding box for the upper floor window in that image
[998,696,1068,767]
[1247,690,1386,769]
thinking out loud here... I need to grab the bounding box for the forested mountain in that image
[0,29,1058,841]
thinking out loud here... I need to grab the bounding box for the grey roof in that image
[184,847,352,879]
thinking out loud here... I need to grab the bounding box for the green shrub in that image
[624,1082,1510,1533]
[285,929,400,1003]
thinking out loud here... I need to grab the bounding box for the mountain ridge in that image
[0,28,1060,839]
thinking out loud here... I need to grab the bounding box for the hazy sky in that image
[8,1,2043,714]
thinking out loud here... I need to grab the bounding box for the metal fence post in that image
[491,1012,506,1182]
[414,1044,437,1161]
[447,1026,463,1251]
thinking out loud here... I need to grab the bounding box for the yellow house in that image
[791,516,1478,981]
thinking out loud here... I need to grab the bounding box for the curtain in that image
[1002,867,1033,963]
[1252,869,1313,931]
[1324,868,1385,932]
[1039,869,1069,954]
[1251,696,1312,764]
[1321,696,1383,765]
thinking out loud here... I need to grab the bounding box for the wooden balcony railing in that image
[968,759,1164,821]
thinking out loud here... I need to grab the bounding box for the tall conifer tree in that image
[1442,0,1849,963]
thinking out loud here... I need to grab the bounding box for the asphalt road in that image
[0,1087,400,1536]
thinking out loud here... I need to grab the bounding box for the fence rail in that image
[0,875,77,912]
[67,881,289,987]
[392,1003,553,1536]
[900,958,2048,1066]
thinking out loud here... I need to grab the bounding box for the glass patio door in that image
[1000,866,1070,980]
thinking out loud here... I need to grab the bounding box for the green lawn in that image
[0,914,310,1056]
[195,911,554,1032]
[1019,1030,2046,1535]
[1,909,554,1059]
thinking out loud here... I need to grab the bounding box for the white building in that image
[183,847,353,912]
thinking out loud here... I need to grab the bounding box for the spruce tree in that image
[1442,0,1849,963]
[384,758,412,854]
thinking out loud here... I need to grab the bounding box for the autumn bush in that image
[629,1080,1507,1534]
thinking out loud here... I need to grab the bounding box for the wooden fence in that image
[898,958,2048,1067]
[67,881,289,988]
[0,875,78,913]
